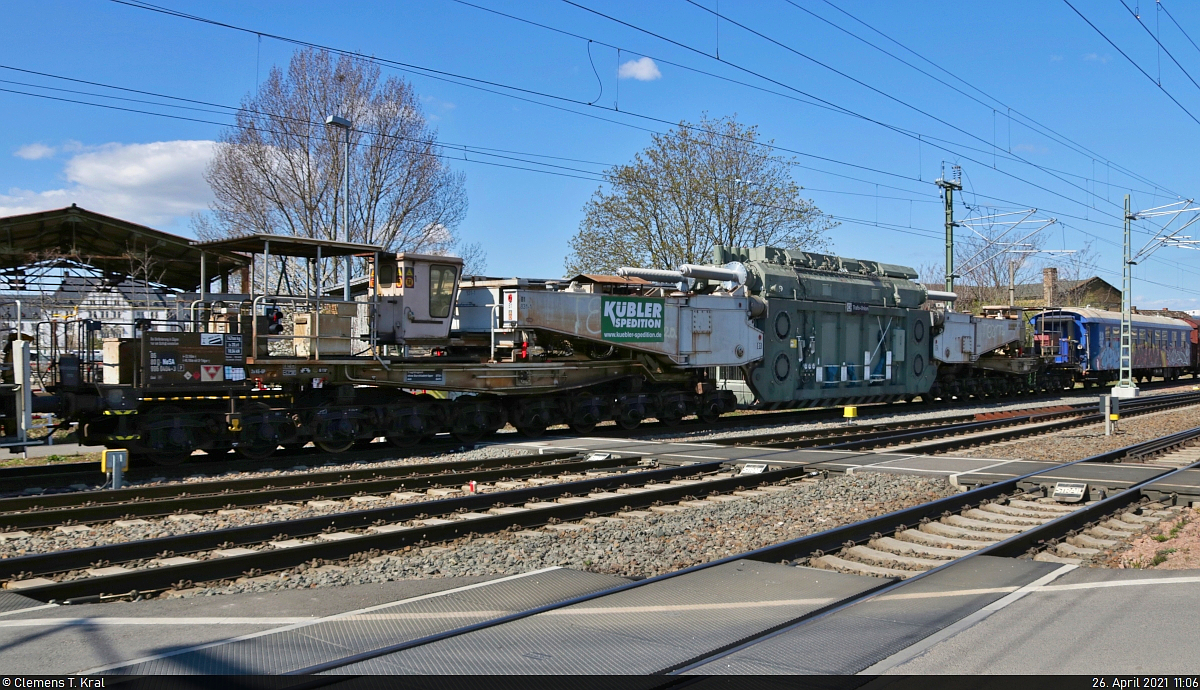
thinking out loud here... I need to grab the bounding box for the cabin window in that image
[378,259,397,287]
[429,264,457,319]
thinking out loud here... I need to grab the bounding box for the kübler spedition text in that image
[603,300,664,329]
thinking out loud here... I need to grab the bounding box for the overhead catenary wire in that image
[15,3,1199,293]
[558,0,1184,251]
[10,76,1200,293]
[0,63,945,209]
[112,0,1140,224]
[1118,0,1200,100]
[1062,0,1200,128]
[669,0,1130,213]
[10,56,1198,286]
[448,0,1190,259]
[810,0,1179,199]
[454,0,1142,198]
[1159,1,1200,61]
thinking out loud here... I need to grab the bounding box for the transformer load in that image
[701,245,1036,408]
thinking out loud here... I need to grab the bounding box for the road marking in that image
[0,603,59,618]
[949,458,1028,482]
[543,598,838,616]
[1037,575,1200,592]
[858,563,1077,675]
[0,617,313,627]
[79,566,563,675]
[875,586,1020,601]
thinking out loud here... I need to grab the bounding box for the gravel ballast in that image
[165,472,952,598]
[648,383,1198,446]
[953,405,1200,462]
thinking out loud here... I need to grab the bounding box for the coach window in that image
[429,264,457,319]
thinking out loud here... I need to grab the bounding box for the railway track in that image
[5,379,1194,494]
[284,420,1200,675]
[0,450,627,531]
[1,458,816,602]
[4,388,1199,604]
[4,390,1187,532]
[716,389,1200,455]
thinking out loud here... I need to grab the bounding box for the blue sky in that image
[5,1,1200,308]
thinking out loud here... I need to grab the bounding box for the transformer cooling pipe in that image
[679,263,746,285]
[926,290,958,302]
[617,267,686,282]
[619,261,748,287]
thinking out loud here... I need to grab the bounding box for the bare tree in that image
[565,115,834,275]
[456,240,488,277]
[201,48,474,280]
[954,213,1050,311]
[1052,239,1102,308]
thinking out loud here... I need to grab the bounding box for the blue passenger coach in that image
[1030,307,1192,384]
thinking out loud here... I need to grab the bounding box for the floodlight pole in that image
[1114,194,1137,398]
[936,176,962,302]
[326,115,353,301]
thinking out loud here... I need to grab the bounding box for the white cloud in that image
[1049,55,1064,62]
[618,57,662,81]
[421,95,456,111]
[1012,143,1049,155]
[0,140,215,227]
[14,143,56,160]
[1083,53,1111,64]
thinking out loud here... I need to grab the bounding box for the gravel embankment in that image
[167,472,952,598]
[1097,507,1200,570]
[952,405,1200,462]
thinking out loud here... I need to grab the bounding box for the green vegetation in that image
[1152,548,1177,566]
[0,452,98,469]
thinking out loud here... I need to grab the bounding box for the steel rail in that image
[666,433,1200,674]
[0,454,638,531]
[6,380,1189,491]
[6,460,771,600]
[701,391,1198,458]
[288,418,1200,676]
[0,394,1148,525]
[0,450,583,514]
[11,390,1200,601]
[886,392,1200,455]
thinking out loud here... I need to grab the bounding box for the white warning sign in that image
[200,364,224,382]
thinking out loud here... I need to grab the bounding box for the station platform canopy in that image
[194,233,385,259]
[0,205,247,290]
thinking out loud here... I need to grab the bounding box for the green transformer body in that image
[714,246,936,408]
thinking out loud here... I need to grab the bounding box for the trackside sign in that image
[601,296,665,342]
